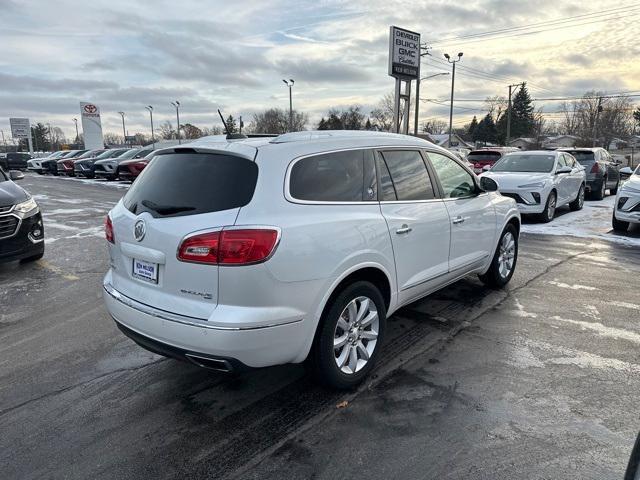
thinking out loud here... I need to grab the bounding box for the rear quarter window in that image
[289,149,373,202]
[123,153,258,217]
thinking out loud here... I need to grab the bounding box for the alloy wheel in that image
[497,232,516,278]
[578,186,584,208]
[333,296,379,375]
[547,193,556,220]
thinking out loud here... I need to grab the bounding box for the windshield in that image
[115,149,141,160]
[564,151,594,163]
[468,152,501,163]
[492,154,556,173]
[95,149,127,160]
[123,153,258,218]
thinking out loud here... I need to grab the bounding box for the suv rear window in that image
[290,150,371,202]
[564,151,594,163]
[467,152,501,162]
[123,153,258,217]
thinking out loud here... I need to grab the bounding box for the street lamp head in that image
[146,105,153,111]
[289,79,295,84]
[458,52,463,58]
[176,100,180,106]
[282,79,289,85]
[444,53,450,60]
[118,111,125,117]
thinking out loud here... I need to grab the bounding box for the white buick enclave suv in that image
[103,131,520,389]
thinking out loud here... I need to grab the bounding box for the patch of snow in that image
[513,298,537,318]
[521,195,640,247]
[582,305,600,320]
[610,301,640,311]
[551,315,640,345]
[548,280,598,291]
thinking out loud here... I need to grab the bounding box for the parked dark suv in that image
[559,147,621,200]
[0,168,44,263]
[0,152,31,171]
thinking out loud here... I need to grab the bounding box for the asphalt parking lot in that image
[2,173,640,479]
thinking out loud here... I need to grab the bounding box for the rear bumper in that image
[585,178,603,193]
[102,277,309,368]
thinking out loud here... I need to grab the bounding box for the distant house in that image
[628,135,640,147]
[508,137,537,150]
[542,135,580,149]
[608,138,628,150]
[425,133,473,149]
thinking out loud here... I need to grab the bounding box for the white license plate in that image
[132,259,158,284]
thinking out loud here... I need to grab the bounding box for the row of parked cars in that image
[469,146,638,230]
[26,147,156,181]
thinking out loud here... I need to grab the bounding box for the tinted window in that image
[557,155,567,167]
[290,150,367,202]
[467,151,502,162]
[492,154,556,173]
[123,153,258,218]
[565,151,595,163]
[381,150,435,201]
[376,154,396,201]
[428,152,476,198]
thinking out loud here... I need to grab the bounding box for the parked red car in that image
[468,147,519,174]
[117,150,158,181]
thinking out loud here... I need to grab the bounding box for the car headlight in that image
[14,197,38,216]
[518,181,546,189]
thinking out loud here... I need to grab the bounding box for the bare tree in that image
[158,121,175,140]
[249,108,307,134]
[370,92,414,132]
[421,118,448,134]
[181,123,203,139]
[103,132,122,145]
[484,95,507,119]
[201,126,224,136]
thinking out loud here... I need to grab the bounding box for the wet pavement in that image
[1,173,639,479]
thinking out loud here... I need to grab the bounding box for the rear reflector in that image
[590,163,600,173]
[178,228,279,265]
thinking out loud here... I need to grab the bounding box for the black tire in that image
[538,191,557,223]
[592,178,606,200]
[612,212,629,232]
[610,180,619,195]
[20,250,44,263]
[309,281,386,390]
[569,184,585,211]
[479,224,518,288]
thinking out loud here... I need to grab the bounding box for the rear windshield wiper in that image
[141,200,195,215]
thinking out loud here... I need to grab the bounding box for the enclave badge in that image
[134,219,146,242]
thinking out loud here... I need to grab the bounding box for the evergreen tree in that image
[467,116,478,140]
[496,83,535,144]
[225,115,238,134]
[474,113,498,144]
[365,118,372,130]
[317,117,328,130]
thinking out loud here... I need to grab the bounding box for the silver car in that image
[481,150,586,222]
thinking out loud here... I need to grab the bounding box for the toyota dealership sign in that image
[80,101,104,149]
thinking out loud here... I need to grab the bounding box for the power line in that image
[424,92,640,103]
[427,5,640,46]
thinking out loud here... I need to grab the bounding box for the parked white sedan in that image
[481,150,586,222]
[612,165,640,231]
[103,131,520,389]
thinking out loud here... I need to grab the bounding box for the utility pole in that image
[146,106,155,149]
[72,118,79,146]
[444,52,463,147]
[413,45,432,136]
[118,111,127,147]
[171,101,181,144]
[282,79,294,132]
[593,97,603,147]
[506,82,524,147]
[1,130,7,153]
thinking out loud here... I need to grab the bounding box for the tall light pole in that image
[444,52,463,147]
[146,106,155,149]
[282,79,294,132]
[118,111,127,147]
[171,101,181,144]
[72,118,79,146]
[506,83,524,147]
[416,72,449,133]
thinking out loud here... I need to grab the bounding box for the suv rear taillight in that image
[590,163,600,173]
[105,215,115,244]
[178,228,279,265]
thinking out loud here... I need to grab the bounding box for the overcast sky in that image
[1,0,639,141]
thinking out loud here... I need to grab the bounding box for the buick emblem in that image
[134,219,146,242]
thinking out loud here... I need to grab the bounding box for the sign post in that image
[388,26,420,135]
[10,118,33,153]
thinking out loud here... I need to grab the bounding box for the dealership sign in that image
[9,118,30,139]
[388,26,421,79]
[80,101,104,149]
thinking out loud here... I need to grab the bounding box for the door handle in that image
[396,224,412,235]
[452,216,465,225]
